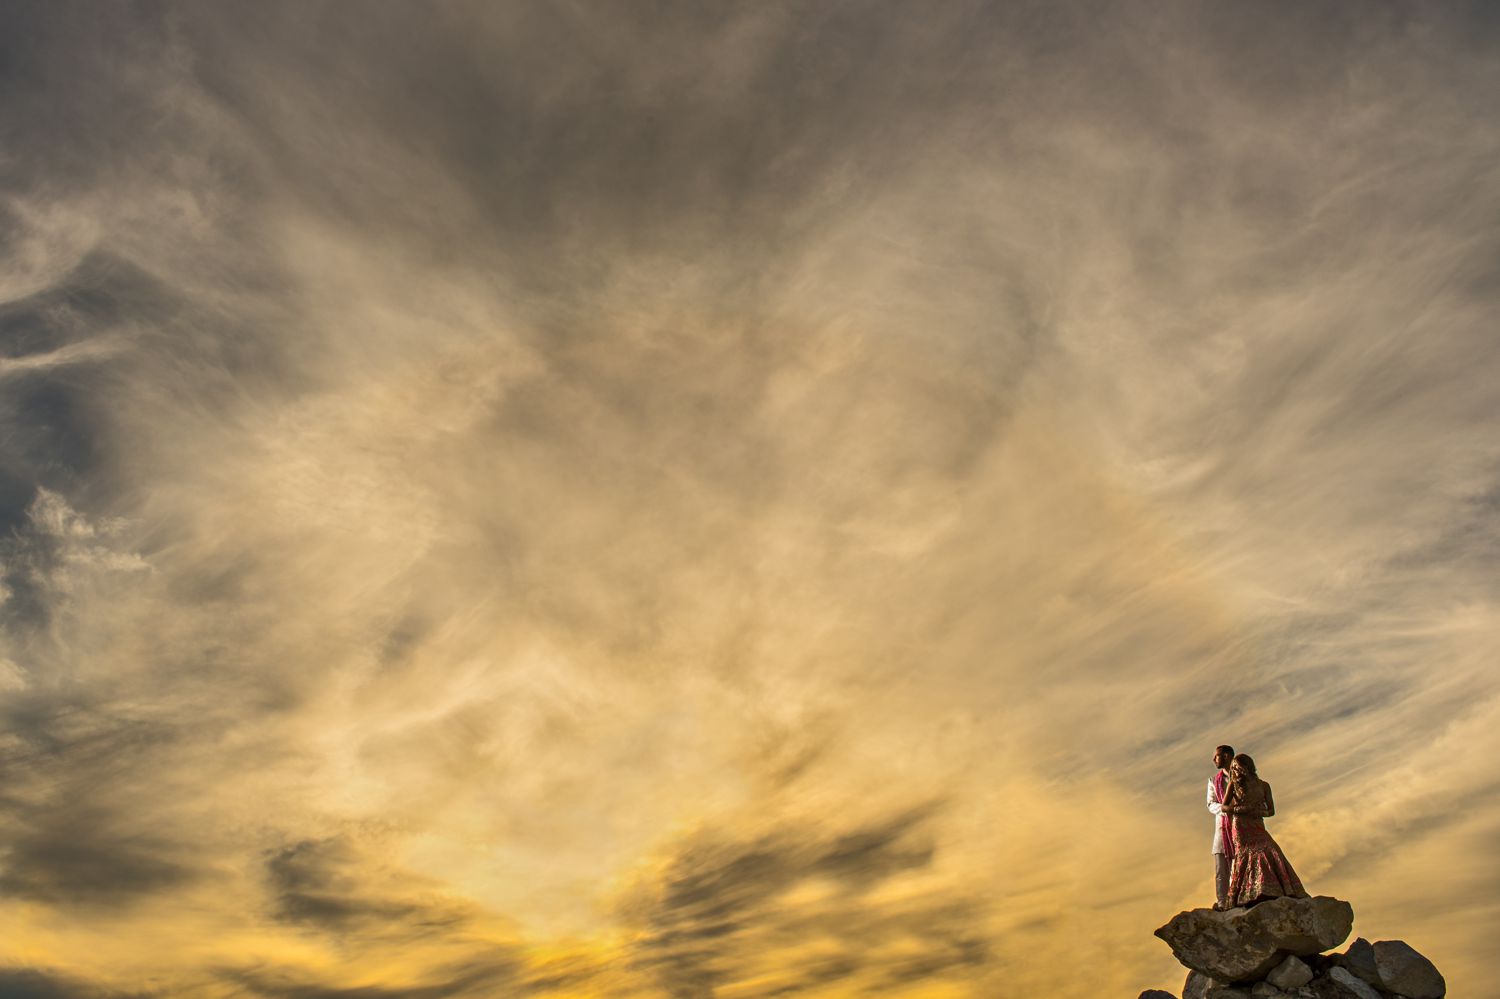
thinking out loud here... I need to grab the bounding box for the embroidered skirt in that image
[1226,817,1307,907]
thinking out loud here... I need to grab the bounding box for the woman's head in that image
[1231,753,1258,778]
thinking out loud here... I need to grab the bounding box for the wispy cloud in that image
[0,337,130,381]
[1,1,1497,996]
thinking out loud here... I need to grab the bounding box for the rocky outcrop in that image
[1144,898,1445,999]
[1154,896,1353,982]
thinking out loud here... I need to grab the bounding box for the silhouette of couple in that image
[1208,745,1308,911]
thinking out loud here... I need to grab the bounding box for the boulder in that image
[1372,940,1445,998]
[1326,967,1382,999]
[1204,989,1252,999]
[1155,896,1355,982]
[1265,955,1314,989]
[1139,992,1178,999]
[1184,970,1224,999]
[1250,983,1287,998]
[1333,938,1381,988]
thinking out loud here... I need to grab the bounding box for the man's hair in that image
[1216,744,1235,757]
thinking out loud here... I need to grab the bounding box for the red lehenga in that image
[1224,778,1307,908]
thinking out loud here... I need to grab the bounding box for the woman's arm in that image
[1263,782,1275,817]
[1221,784,1244,815]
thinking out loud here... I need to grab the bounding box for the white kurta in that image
[1207,773,1227,854]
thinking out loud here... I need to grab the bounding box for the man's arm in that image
[1207,777,1223,816]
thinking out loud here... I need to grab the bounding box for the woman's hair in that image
[1232,753,1258,776]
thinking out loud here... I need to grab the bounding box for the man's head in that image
[1213,745,1234,770]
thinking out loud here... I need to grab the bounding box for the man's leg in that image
[1215,852,1231,907]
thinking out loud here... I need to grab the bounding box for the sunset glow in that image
[2,3,1498,997]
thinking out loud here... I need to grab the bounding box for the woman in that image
[1215,754,1308,910]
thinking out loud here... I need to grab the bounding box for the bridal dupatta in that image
[1214,769,1236,858]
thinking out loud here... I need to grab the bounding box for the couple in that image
[1208,744,1307,911]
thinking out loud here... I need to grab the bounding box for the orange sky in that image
[2,3,1498,997]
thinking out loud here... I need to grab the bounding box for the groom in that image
[1208,744,1235,908]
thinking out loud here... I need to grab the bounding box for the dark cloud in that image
[0,669,196,910]
[0,967,147,999]
[624,803,990,997]
[0,247,238,540]
[220,952,597,999]
[167,2,964,264]
[0,801,196,908]
[264,838,472,935]
[0,1,177,192]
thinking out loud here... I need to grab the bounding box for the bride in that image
[1215,754,1308,910]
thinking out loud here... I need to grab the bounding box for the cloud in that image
[219,972,448,999]
[0,801,195,909]
[263,837,474,935]
[218,954,597,999]
[614,803,991,997]
[0,1,1497,996]
[0,338,130,382]
[217,967,455,999]
[0,968,147,999]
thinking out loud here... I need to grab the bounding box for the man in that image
[1208,744,1235,909]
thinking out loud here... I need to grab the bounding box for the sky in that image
[1,2,1498,997]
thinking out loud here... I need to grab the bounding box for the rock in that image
[1251,983,1287,998]
[1266,956,1314,989]
[1372,940,1445,998]
[1205,989,1252,999]
[1139,991,1178,999]
[1326,967,1383,999]
[1155,896,1355,982]
[1333,938,1381,988]
[1184,970,1225,999]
